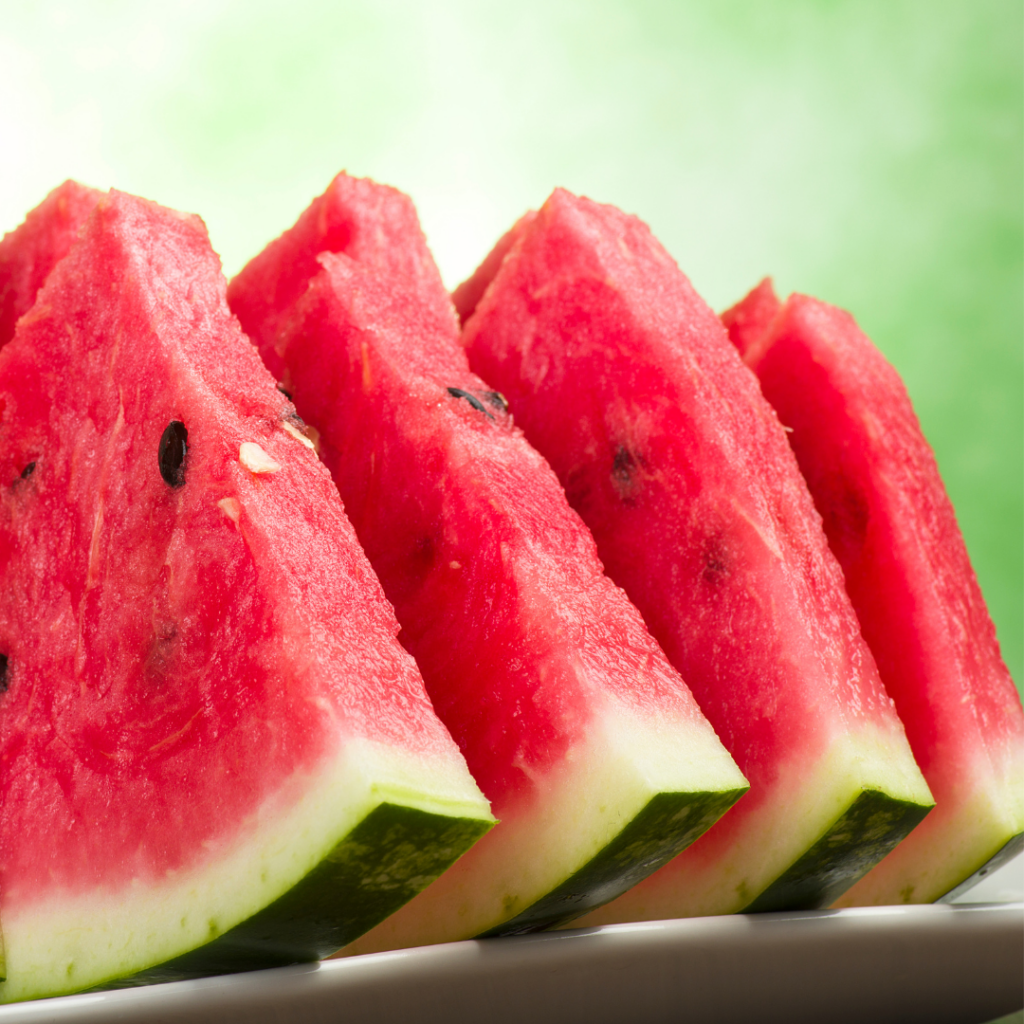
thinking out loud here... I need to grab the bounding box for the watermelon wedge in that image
[0,190,492,1003]
[460,189,934,921]
[0,180,103,349]
[722,280,1024,905]
[228,173,747,950]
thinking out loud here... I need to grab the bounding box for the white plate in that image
[0,897,1019,1024]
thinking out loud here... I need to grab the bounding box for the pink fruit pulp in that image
[0,180,103,349]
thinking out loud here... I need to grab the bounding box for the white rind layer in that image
[574,720,933,925]
[343,696,747,954]
[0,736,490,1004]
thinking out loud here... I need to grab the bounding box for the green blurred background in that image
[2,0,1021,693]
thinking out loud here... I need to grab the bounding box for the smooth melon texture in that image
[461,189,933,922]
[0,190,491,1003]
[228,173,746,950]
[0,180,103,350]
[723,280,1024,905]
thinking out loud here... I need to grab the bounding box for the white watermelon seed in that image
[218,497,241,523]
[239,442,281,474]
[280,421,315,450]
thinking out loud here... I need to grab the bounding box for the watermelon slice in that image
[722,280,1024,905]
[0,190,492,1003]
[227,173,747,950]
[0,180,103,349]
[460,189,934,922]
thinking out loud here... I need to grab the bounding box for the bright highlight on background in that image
[2,0,1021,689]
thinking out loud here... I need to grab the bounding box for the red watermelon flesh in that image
[0,190,491,1002]
[0,180,103,349]
[226,174,456,386]
[228,173,746,950]
[723,281,1024,904]
[461,189,933,922]
[720,275,781,359]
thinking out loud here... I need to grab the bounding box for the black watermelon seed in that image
[0,654,9,693]
[446,387,494,421]
[277,383,293,401]
[20,461,36,480]
[158,421,189,488]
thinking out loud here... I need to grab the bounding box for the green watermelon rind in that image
[108,803,492,985]
[480,786,746,936]
[0,737,493,1004]
[578,721,934,926]
[835,763,1024,907]
[344,701,748,953]
[743,788,931,913]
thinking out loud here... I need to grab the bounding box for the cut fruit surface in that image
[0,190,491,1003]
[460,189,933,922]
[229,173,746,950]
[723,282,1024,905]
[0,180,103,349]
